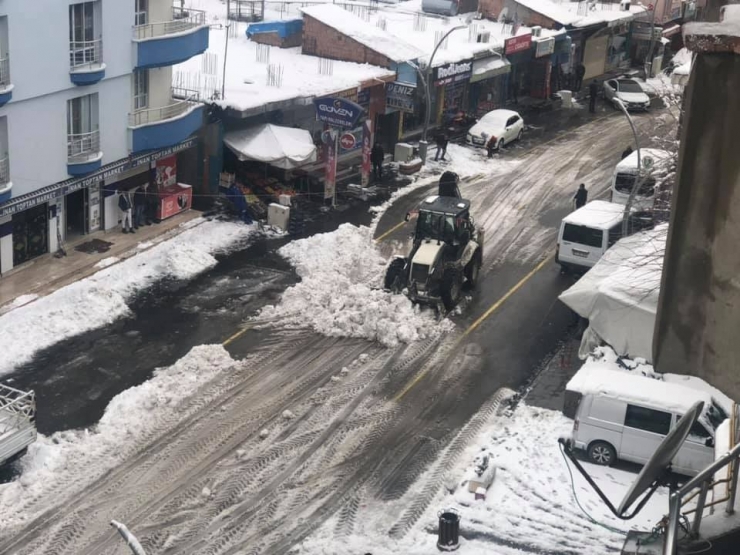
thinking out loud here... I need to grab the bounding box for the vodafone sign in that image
[340,133,356,150]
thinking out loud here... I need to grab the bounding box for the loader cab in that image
[414,196,472,249]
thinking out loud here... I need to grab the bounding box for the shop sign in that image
[361,120,372,187]
[314,97,364,129]
[632,26,663,41]
[385,81,416,113]
[535,37,555,58]
[504,33,532,55]
[0,138,196,218]
[340,132,356,150]
[156,155,177,188]
[433,60,473,87]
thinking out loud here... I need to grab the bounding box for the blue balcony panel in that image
[0,85,13,107]
[67,154,103,177]
[135,27,209,70]
[0,181,11,205]
[130,105,203,154]
[70,65,106,87]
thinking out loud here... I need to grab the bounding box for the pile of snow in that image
[257,223,451,346]
[671,47,693,76]
[0,294,39,316]
[0,219,256,376]
[0,345,238,532]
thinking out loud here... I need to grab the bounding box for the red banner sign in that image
[157,183,192,220]
[361,120,372,187]
[324,129,337,202]
[156,155,177,188]
[504,33,532,55]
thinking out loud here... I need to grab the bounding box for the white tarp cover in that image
[559,224,668,362]
[224,124,317,169]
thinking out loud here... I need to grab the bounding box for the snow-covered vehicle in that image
[603,78,651,111]
[384,172,484,312]
[0,384,37,467]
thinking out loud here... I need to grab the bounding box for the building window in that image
[69,2,99,67]
[133,70,148,111]
[67,94,99,158]
[135,0,148,26]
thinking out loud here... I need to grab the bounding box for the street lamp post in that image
[209,23,232,100]
[419,25,466,164]
[613,98,641,237]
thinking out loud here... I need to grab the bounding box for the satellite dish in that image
[617,400,704,516]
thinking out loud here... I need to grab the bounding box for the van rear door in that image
[670,415,715,475]
[559,223,605,267]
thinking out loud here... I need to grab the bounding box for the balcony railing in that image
[0,156,9,184]
[129,89,200,127]
[133,7,206,41]
[70,39,103,70]
[67,129,100,162]
[0,56,10,88]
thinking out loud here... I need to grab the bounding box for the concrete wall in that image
[302,16,393,68]
[149,0,172,23]
[148,65,173,109]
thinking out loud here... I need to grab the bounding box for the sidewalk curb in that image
[0,215,208,316]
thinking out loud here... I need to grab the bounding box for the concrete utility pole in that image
[613,98,641,237]
[653,20,740,402]
[419,25,466,164]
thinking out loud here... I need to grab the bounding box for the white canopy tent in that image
[559,225,668,363]
[224,124,317,169]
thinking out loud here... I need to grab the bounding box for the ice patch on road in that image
[0,219,256,376]
[257,223,451,347]
[0,345,238,533]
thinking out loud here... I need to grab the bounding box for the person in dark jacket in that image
[574,183,588,209]
[486,136,496,159]
[588,80,599,113]
[117,191,134,233]
[621,145,634,160]
[370,142,384,181]
[434,132,448,161]
[133,186,147,229]
[574,63,586,92]
[146,183,159,224]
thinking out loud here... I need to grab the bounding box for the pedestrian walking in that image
[486,136,496,158]
[118,190,134,233]
[370,142,384,181]
[133,186,147,229]
[621,145,634,160]
[434,132,448,161]
[574,183,588,209]
[574,63,586,92]
[588,79,599,114]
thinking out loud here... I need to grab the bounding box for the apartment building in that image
[0,0,209,274]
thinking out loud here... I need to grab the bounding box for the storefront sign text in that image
[504,33,532,55]
[385,81,416,113]
[535,37,555,58]
[314,97,364,129]
[433,60,473,87]
[0,138,196,218]
[340,132,357,150]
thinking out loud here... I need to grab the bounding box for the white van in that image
[610,148,671,210]
[556,200,625,273]
[568,367,728,476]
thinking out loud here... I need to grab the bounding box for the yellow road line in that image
[223,325,251,346]
[393,254,553,402]
[374,220,407,243]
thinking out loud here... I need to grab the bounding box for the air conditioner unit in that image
[477,31,491,43]
[394,143,414,163]
[531,26,542,37]
[620,0,631,11]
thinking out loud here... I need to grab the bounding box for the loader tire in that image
[384,258,407,292]
[441,266,463,312]
[465,249,482,288]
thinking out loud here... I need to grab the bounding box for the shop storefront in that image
[531,36,555,99]
[605,21,631,72]
[629,22,664,67]
[432,59,473,125]
[504,33,534,103]
[550,35,572,92]
[382,80,415,149]
[583,27,610,80]
[468,54,511,116]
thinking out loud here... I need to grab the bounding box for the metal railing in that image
[128,89,199,127]
[0,55,10,87]
[0,156,9,185]
[67,129,100,162]
[133,7,205,40]
[70,39,103,70]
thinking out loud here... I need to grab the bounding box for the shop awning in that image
[224,124,317,169]
[662,23,682,38]
[470,57,511,83]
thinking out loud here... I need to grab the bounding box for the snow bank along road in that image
[0,109,671,554]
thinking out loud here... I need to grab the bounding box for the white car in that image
[466,109,524,150]
[603,78,651,111]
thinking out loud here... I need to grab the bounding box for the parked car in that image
[466,109,524,150]
[610,148,672,210]
[567,366,728,476]
[556,200,625,273]
[603,78,651,111]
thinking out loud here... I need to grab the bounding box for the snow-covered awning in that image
[559,225,668,362]
[224,124,317,169]
[470,57,511,83]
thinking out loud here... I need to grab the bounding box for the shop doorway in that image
[13,204,48,266]
[65,188,88,238]
[375,112,399,154]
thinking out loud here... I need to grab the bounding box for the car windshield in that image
[618,80,644,94]
[416,211,456,242]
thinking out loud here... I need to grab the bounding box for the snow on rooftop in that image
[568,1,647,28]
[562,199,625,229]
[515,0,581,25]
[301,4,423,62]
[178,0,395,113]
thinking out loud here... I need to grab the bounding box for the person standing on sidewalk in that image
[371,142,384,181]
[588,80,599,114]
[133,186,147,229]
[574,63,586,92]
[574,183,588,209]
[434,132,448,161]
[118,190,134,233]
[146,182,159,225]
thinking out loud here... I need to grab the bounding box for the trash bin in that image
[557,90,573,108]
[437,508,461,551]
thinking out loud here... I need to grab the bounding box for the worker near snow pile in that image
[574,63,586,92]
[588,80,599,114]
[621,145,634,160]
[371,142,384,181]
[434,132,448,161]
[574,184,588,209]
